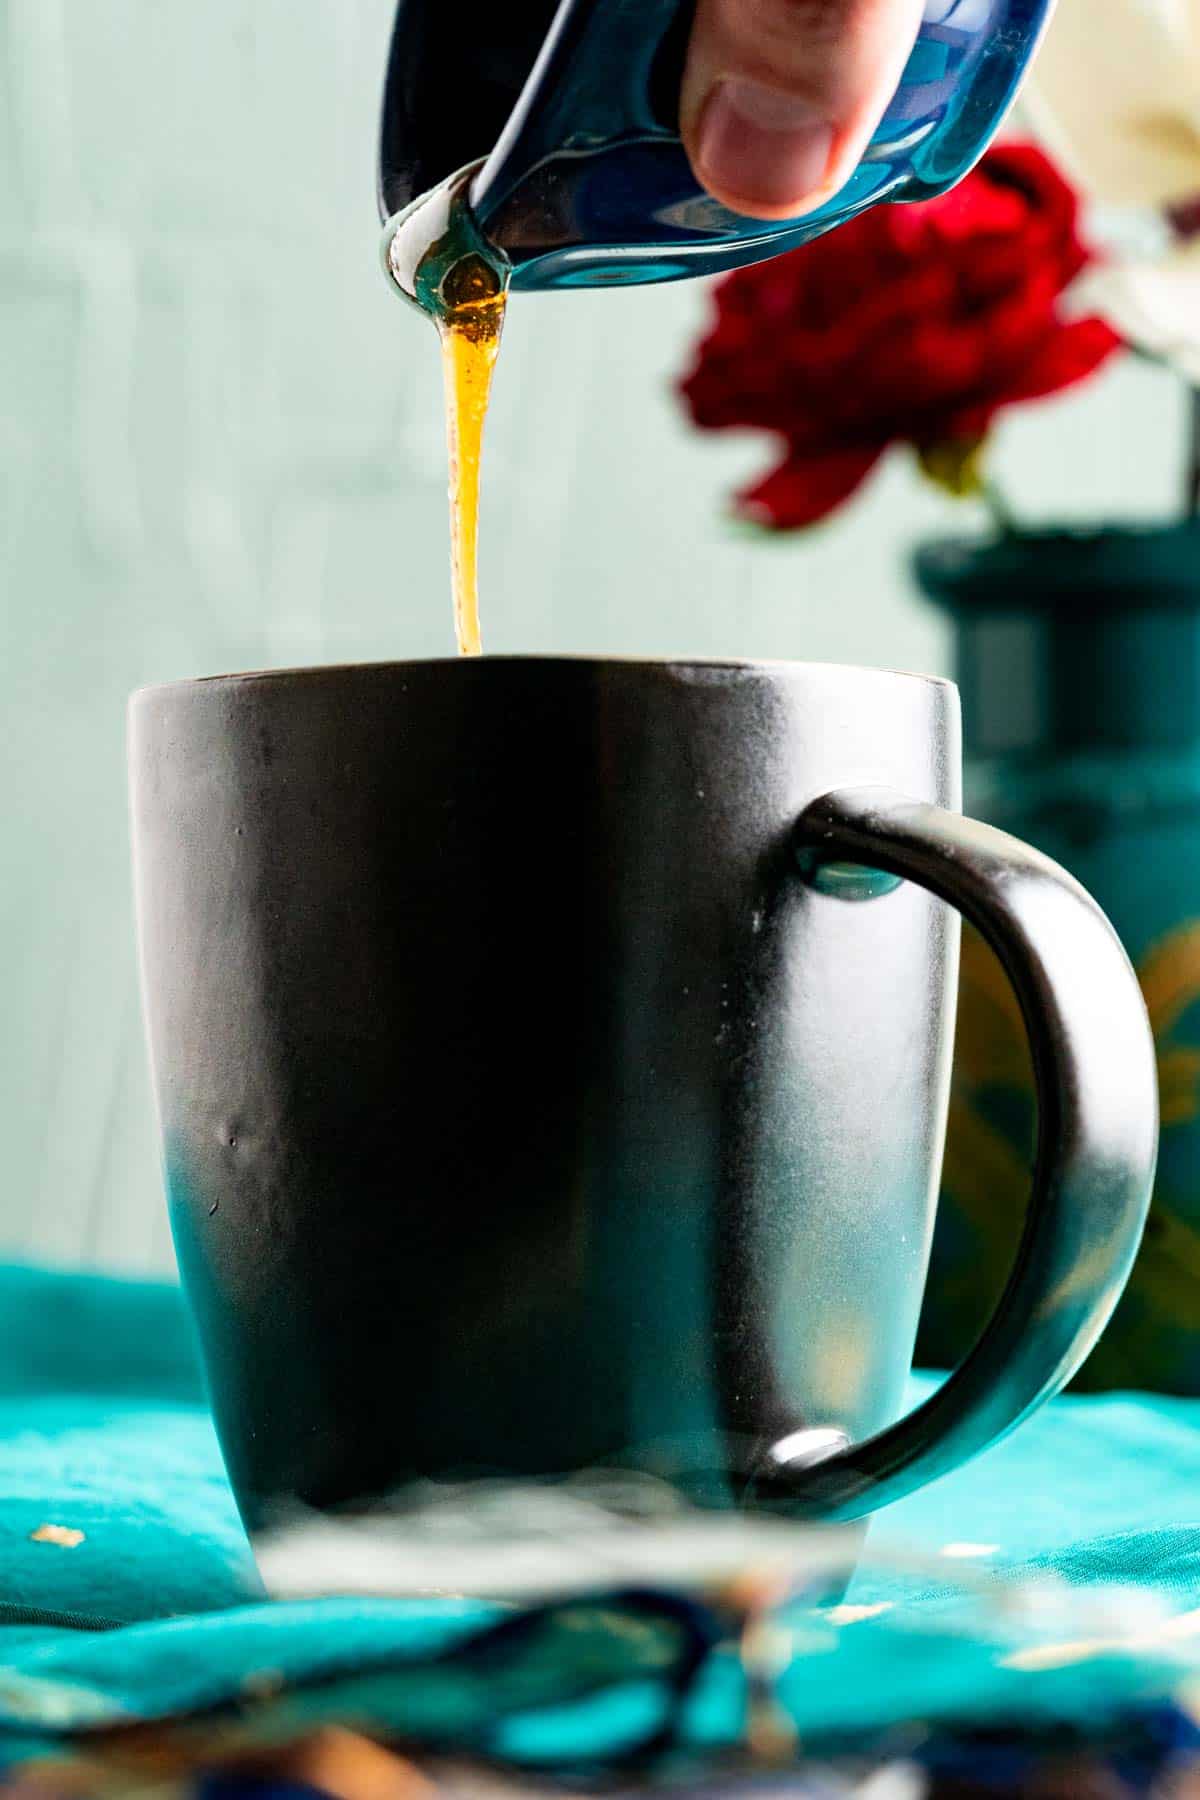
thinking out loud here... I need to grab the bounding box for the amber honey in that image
[386,178,510,657]
[435,253,506,656]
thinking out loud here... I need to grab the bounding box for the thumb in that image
[680,0,926,221]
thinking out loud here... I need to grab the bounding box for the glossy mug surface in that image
[129,658,1155,1537]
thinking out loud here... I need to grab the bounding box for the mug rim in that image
[130,653,955,706]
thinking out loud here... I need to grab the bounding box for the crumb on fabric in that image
[30,1524,85,1548]
[827,1601,894,1625]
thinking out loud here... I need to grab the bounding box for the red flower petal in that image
[989,316,1124,406]
[735,446,885,529]
[679,138,1121,528]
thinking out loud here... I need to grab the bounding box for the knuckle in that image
[719,0,881,85]
[735,0,846,52]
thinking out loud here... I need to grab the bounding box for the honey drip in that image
[436,253,507,657]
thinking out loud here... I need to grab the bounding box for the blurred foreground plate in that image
[254,1475,864,1603]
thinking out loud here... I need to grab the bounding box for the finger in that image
[680,0,926,221]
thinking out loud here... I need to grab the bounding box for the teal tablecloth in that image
[2,1263,1200,1768]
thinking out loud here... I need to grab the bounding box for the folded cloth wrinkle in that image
[1,1264,1200,1770]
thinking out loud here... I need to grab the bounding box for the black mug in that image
[129,658,1156,1537]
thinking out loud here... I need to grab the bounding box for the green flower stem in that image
[979,476,1020,539]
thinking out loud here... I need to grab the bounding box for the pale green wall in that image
[0,2,1185,1269]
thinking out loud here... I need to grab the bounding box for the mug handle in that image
[759,786,1158,1520]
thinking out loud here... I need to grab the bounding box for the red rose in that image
[678,143,1122,529]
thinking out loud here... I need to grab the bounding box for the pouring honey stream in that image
[384,171,509,657]
[377,0,1057,653]
[436,254,506,657]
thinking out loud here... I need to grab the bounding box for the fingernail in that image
[697,78,834,214]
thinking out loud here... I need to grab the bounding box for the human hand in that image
[681,0,926,219]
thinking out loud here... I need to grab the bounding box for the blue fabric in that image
[0,1267,254,1631]
[3,1263,1200,1765]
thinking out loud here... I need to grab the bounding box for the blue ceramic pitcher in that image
[379,0,1055,293]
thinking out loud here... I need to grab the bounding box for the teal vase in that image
[916,521,1200,1393]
